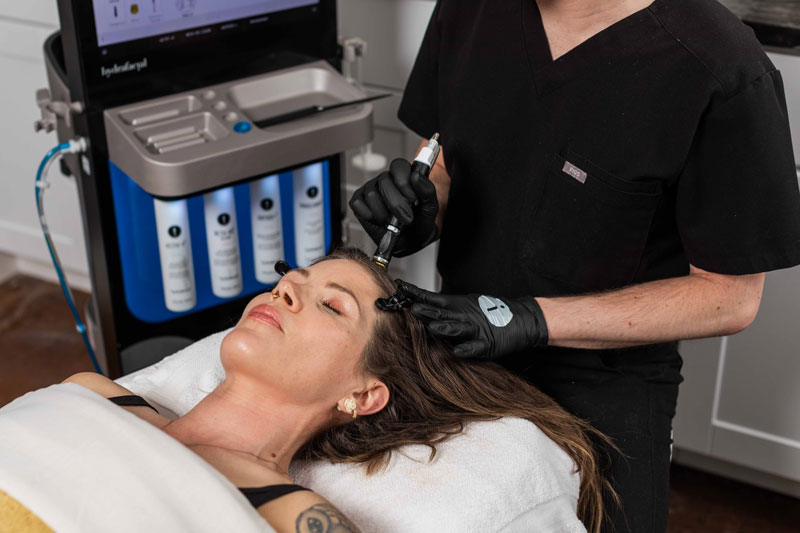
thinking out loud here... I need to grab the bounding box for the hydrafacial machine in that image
[37,0,373,377]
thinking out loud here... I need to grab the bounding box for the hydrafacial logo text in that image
[100,58,149,79]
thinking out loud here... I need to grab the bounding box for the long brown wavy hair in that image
[297,247,616,532]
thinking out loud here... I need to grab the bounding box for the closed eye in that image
[321,298,342,316]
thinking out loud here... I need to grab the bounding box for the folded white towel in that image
[118,328,232,417]
[117,330,587,532]
[0,383,271,533]
[290,418,586,532]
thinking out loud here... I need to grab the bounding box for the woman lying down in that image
[0,248,613,532]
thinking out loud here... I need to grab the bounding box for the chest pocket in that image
[522,150,662,292]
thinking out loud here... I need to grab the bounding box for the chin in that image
[220,326,270,372]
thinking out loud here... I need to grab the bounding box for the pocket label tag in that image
[562,161,588,184]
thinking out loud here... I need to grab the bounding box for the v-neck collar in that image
[522,0,666,95]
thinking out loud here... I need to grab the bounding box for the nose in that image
[273,278,303,312]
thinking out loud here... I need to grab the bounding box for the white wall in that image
[338,0,440,290]
[0,2,90,290]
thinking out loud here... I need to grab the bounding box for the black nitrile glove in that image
[397,280,549,359]
[349,158,439,257]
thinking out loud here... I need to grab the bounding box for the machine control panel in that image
[93,0,320,47]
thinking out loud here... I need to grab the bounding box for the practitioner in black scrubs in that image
[349,0,800,531]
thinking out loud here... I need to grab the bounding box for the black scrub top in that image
[398,0,800,365]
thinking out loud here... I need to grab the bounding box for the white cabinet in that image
[0,6,90,289]
[673,49,800,498]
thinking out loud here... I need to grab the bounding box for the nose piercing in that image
[274,260,291,276]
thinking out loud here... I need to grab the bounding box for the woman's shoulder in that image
[62,372,134,397]
[62,372,169,428]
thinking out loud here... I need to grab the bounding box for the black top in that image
[398,0,800,365]
[238,484,309,508]
[108,395,159,413]
[106,395,308,509]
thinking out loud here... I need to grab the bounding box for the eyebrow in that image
[291,267,361,314]
[326,282,361,314]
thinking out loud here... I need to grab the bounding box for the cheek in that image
[296,328,365,379]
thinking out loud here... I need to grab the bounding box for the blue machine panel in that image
[109,160,332,323]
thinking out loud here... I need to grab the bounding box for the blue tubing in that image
[35,143,103,375]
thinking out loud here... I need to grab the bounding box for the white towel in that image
[290,418,586,532]
[0,383,271,533]
[118,328,232,417]
[118,330,587,532]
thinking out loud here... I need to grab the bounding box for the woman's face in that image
[221,259,383,407]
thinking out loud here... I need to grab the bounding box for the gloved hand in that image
[397,280,549,359]
[349,158,439,257]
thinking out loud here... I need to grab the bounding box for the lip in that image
[247,304,283,332]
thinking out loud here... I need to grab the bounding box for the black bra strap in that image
[107,395,159,414]
[239,484,310,508]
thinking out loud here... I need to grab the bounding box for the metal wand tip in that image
[432,133,440,142]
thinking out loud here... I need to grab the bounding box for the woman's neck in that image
[163,377,330,476]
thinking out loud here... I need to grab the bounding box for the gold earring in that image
[344,397,357,419]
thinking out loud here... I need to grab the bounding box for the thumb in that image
[395,280,450,307]
[452,339,490,359]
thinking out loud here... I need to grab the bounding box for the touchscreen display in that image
[93,0,320,47]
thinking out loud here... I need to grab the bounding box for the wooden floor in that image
[1,274,799,531]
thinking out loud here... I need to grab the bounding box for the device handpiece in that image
[372,133,440,270]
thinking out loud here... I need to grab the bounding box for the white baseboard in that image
[0,251,17,285]
[11,255,92,293]
[673,447,800,499]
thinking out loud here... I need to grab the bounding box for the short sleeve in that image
[397,0,442,139]
[676,69,800,275]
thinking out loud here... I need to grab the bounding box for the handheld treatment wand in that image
[372,133,440,270]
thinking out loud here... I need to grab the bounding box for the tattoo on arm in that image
[295,503,360,533]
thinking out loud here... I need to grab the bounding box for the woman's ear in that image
[352,381,389,416]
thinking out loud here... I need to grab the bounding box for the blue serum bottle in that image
[153,198,197,312]
[203,187,243,298]
[293,163,325,267]
[250,174,284,284]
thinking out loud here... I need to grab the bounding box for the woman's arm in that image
[257,490,360,533]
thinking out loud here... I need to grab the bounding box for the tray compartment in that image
[134,113,229,154]
[229,67,357,124]
[119,96,202,126]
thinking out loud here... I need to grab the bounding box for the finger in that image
[363,175,391,225]
[410,169,438,212]
[452,339,490,359]
[427,320,478,340]
[389,158,417,203]
[378,172,414,225]
[349,186,374,221]
[409,303,461,323]
[396,280,451,307]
